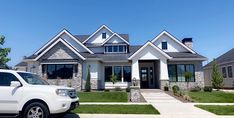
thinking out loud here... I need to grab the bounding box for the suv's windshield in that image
[18,72,49,85]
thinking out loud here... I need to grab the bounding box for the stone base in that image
[130,86,141,102]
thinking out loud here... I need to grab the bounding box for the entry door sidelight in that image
[149,67,155,88]
[140,67,148,88]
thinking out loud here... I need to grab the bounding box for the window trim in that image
[227,65,233,78]
[104,45,127,53]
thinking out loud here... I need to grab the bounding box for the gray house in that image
[15,25,207,90]
[204,48,234,88]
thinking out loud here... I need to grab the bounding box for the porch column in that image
[132,59,140,86]
[160,59,169,89]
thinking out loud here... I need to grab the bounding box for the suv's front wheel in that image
[23,102,49,118]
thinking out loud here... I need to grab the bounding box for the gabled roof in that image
[34,29,94,55]
[82,25,114,44]
[204,48,234,68]
[151,30,196,54]
[128,41,172,60]
[101,33,130,45]
[35,38,86,60]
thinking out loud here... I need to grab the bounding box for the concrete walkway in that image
[140,89,218,118]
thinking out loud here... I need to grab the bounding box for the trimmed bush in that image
[204,86,213,92]
[172,85,180,96]
[190,86,201,92]
[126,87,130,92]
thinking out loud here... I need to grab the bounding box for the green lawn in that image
[188,91,234,103]
[196,105,234,115]
[73,105,160,114]
[78,92,128,102]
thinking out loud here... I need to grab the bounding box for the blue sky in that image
[0,0,234,66]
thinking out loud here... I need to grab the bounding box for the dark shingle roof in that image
[166,52,206,59]
[204,48,234,68]
[74,34,129,43]
[15,61,27,67]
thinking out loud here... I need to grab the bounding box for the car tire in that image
[22,102,50,118]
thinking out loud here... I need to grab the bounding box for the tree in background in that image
[0,35,11,66]
[85,65,91,92]
[211,59,223,90]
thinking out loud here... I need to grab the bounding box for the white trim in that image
[82,25,114,44]
[128,41,172,60]
[151,31,196,54]
[34,29,94,55]
[101,33,130,45]
[41,62,79,64]
[34,38,85,61]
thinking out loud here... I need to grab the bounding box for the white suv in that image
[0,69,79,118]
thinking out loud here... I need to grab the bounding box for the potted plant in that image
[164,83,169,91]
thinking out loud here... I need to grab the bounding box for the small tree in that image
[0,35,11,66]
[211,59,223,90]
[110,74,117,84]
[184,72,193,89]
[85,65,91,92]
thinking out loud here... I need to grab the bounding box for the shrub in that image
[104,89,110,92]
[85,65,91,92]
[203,86,213,92]
[110,74,118,84]
[126,87,130,92]
[211,59,223,89]
[114,86,122,91]
[172,85,180,96]
[190,86,201,92]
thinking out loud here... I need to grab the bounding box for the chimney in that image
[182,38,193,49]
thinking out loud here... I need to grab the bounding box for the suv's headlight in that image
[56,89,68,97]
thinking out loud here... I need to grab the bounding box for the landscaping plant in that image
[85,65,91,92]
[203,86,212,92]
[110,74,118,84]
[0,35,11,65]
[172,85,180,96]
[184,71,193,89]
[211,59,223,90]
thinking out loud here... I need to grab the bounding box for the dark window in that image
[222,67,227,78]
[107,46,112,52]
[177,65,185,82]
[105,66,112,82]
[162,42,167,50]
[102,32,106,39]
[114,66,122,81]
[119,45,124,52]
[0,72,19,86]
[123,66,131,82]
[46,64,74,79]
[168,65,177,82]
[185,64,195,82]
[113,46,118,52]
[228,66,233,78]
[168,64,195,82]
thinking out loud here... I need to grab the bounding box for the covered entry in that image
[139,60,160,89]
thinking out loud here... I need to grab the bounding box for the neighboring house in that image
[204,48,234,88]
[15,25,207,90]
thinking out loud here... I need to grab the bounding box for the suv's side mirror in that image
[10,81,21,87]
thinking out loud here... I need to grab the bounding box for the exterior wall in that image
[168,61,204,90]
[86,28,113,44]
[153,34,188,52]
[204,62,234,88]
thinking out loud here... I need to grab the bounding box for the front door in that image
[140,66,155,89]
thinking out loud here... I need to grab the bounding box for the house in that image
[15,25,207,90]
[204,48,234,88]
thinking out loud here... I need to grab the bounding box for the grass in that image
[188,91,234,103]
[196,105,234,115]
[73,105,160,114]
[78,92,128,102]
